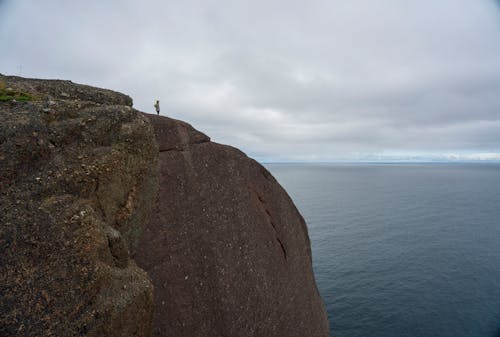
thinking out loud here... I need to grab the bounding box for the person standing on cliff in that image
[154,100,160,115]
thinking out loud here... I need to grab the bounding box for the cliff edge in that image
[136,113,330,337]
[0,75,330,337]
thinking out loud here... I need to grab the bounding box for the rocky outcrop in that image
[0,75,158,336]
[0,74,330,337]
[136,113,330,337]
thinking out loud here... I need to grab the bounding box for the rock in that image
[136,113,330,337]
[0,75,158,336]
[0,74,330,336]
[0,74,132,106]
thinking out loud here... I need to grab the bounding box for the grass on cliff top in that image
[0,80,35,102]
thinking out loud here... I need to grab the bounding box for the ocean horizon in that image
[265,163,500,337]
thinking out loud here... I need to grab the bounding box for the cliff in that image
[0,74,330,337]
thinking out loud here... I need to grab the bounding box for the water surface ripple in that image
[265,164,500,337]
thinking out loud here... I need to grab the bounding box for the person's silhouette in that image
[154,100,160,115]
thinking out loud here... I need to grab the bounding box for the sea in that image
[264,163,500,337]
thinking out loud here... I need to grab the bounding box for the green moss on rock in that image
[0,82,36,102]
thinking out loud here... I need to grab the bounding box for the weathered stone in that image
[0,74,330,337]
[0,75,158,337]
[147,114,210,152]
[136,113,330,337]
[0,74,132,106]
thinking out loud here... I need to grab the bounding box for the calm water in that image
[265,163,500,337]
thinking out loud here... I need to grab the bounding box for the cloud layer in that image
[2,0,500,161]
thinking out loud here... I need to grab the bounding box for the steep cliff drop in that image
[0,75,330,337]
[135,113,330,337]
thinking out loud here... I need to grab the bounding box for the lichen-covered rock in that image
[136,114,330,337]
[0,75,158,336]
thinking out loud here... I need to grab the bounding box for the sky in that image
[1,0,500,162]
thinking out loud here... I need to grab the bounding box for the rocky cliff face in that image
[0,75,158,336]
[0,75,330,336]
[136,114,330,337]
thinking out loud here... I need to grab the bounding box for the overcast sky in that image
[2,0,500,162]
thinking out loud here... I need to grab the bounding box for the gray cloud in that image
[2,0,500,161]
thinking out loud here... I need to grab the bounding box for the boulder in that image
[136,113,330,337]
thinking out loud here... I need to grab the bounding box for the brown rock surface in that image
[136,113,330,337]
[0,74,329,336]
[0,75,158,336]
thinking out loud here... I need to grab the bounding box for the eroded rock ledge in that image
[0,75,330,337]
